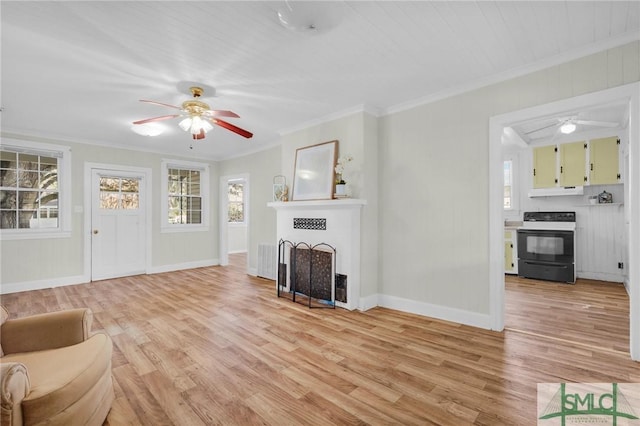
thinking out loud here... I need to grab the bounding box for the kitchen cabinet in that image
[532,145,557,188]
[589,136,621,185]
[559,141,586,187]
[504,230,517,274]
[530,136,620,193]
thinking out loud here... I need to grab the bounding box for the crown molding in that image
[384,31,640,116]
[278,103,380,136]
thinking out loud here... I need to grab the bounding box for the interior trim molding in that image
[377,294,493,330]
[148,259,219,275]
[384,32,640,116]
[278,103,380,136]
[0,275,87,295]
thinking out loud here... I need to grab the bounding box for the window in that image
[161,160,209,232]
[168,168,201,224]
[228,181,244,223]
[0,141,71,239]
[504,160,513,209]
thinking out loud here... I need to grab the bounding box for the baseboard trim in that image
[148,259,219,275]
[0,274,88,295]
[577,272,624,283]
[359,294,379,311]
[1,259,221,295]
[375,294,493,330]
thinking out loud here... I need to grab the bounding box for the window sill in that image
[0,230,72,241]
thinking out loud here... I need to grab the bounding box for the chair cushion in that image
[1,333,112,425]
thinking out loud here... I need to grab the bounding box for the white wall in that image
[218,146,280,273]
[1,135,219,291]
[377,41,639,325]
[228,224,247,253]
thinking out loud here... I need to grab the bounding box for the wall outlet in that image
[618,262,624,269]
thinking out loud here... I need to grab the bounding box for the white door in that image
[91,169,146,281]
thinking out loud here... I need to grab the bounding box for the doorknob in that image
[93,229,99,235]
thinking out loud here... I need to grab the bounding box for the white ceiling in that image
[507,101,630,146]
[2,1,639,160]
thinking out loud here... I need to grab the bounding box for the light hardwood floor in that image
[1,256,637,425]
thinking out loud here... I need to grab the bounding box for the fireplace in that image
[276,240,336,308]
[268,198,366,310]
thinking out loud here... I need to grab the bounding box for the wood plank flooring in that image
[1,256,637,425]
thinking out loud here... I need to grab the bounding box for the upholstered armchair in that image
[0,306,114,426]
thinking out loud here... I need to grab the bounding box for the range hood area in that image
[528,186,584,197]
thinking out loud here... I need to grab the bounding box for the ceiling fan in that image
[525,116,618,136]
[133,86,253,140]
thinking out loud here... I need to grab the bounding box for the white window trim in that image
[0,139,72,240]
[161,159,210,233]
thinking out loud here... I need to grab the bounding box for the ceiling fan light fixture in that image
[560,122,577,134]
[178,117,192,132]
[179,116,213,137]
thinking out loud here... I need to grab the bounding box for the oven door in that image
[517,229,574,264]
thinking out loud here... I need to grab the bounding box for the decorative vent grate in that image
[257,243,277,280]
[293,218,326,230]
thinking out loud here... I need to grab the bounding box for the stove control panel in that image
[523,211,576,222]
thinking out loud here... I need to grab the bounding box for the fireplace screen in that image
[277,239,339,308]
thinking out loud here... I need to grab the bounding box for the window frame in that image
[161,159,210,233]
[503,156,519,212]
[227,179,245,225]
[0,139,72,240]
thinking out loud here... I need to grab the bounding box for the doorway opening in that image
[489,82,640,360]
[219,173,250,272]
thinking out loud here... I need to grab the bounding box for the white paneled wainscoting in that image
[575,203,627,283]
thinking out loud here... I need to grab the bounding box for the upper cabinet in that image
[530,136,621,190]
[559,141,586,187]
[532,145,557,188]
[589,136,621,185]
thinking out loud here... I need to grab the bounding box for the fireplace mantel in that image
[267,198,366,210]
[268,198,366,310]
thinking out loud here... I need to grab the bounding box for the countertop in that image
[504,220,523,231]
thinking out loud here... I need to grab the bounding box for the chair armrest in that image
[1,309,93,354]
[1,362,31,426]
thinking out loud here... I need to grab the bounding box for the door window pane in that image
[99,177,140,210]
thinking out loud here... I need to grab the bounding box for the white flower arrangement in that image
[335,155,353,184]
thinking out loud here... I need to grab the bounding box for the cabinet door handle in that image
[590,163,593,171]
[560,166,563,173]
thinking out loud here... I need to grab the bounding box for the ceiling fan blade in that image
[132,114,180,125]
[212,119,253,139]
[203,110,240,118]
[574,120,618,127]
[139,99,183,110]
[524,122,559,135]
